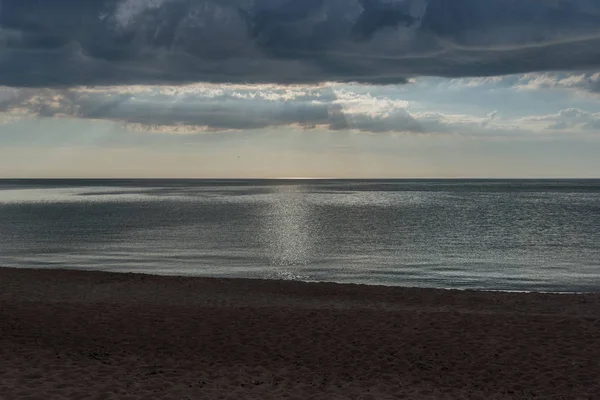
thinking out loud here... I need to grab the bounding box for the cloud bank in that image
[0,83,531,137]
[0,85,416,133]
[2,0,600,86]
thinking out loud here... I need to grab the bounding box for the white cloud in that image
[515,72,600,94]
[446,71,600,95]
[520,108,600,131]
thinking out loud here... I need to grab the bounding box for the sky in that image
[1,0,600,178]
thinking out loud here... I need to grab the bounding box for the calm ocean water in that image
[0,179,599,292]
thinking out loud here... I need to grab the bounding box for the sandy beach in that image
[1,267,599,399]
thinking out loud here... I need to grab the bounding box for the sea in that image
[0,179,599,293]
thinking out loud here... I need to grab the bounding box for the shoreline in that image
[3,265,597,295]
[2,267,599,399]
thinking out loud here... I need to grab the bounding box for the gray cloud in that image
[2,0,600,87]
[3,82,595,138]
[0,86,333,130]
[3,85,502,135]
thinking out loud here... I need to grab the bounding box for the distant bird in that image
[352,0,419,39]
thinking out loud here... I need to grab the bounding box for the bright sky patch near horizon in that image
[1,0,600,178]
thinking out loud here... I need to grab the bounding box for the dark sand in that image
[1,267,599,399]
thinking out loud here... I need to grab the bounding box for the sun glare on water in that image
[275,177,330,180]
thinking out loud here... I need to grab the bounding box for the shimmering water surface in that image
[1,179,599,292]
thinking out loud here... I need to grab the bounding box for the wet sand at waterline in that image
[1,267,599,399]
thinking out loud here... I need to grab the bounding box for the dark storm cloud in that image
[1,0,600,87]
[351,0,419,39]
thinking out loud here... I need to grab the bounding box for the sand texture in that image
[1,267,599,399]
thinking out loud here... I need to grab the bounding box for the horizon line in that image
[1,177,600,181]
